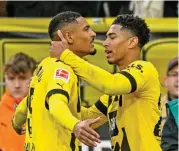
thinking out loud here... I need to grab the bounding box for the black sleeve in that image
[161,112,178,151]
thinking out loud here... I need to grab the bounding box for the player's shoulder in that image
[53,60,76,75]
[38,57,75,74]
[130,60,158,73]
[38,57,51,66]
[51,60,77,84]
[132,60,154,67]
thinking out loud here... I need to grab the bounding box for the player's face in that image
[164,65,178,99]
[5,70,32,99]
[69,17,96,57]
[103,24,134,65]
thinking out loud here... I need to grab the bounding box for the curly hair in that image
[112,14,150,48]
[48,11,81,40]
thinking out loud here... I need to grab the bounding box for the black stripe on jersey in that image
[121,128,131,151]
[119,95,122,107]
[26,95,29,107]
[45,89,69,110]
[114,142,120,151]
[70,133,76,151]
[108,96,113,107]
[55,59,61,62]
[95,100,107,116]
[120,71,137,93]
[78,146,82,151]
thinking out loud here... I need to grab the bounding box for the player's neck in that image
[117,51,141,70]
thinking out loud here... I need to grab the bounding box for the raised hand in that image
[50,30,69,59]
[73,117,101,147]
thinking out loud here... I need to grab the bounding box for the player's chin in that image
[107,59,115,65]
[13,93,24,100]
[84,47,94,54]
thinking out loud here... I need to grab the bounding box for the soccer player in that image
[50,14,162,151]
[12,11,101,151]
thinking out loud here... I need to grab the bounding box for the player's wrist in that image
[72,120,81,133]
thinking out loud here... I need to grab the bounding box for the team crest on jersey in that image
[54,69,70,82]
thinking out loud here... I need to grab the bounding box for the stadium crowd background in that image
[0,1,178,151]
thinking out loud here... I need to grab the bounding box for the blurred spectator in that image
[0,52,37,151]
[6,1,102,17]
[129,0,178,18]
[101,1,132,17]
[129,0,164,18]
[5,1,179,18]
[161,56,178,126]
[0,1,7,16]
[161,99,178,151]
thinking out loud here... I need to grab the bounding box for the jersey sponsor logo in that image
[54,69,70,82]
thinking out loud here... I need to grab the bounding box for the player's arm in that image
[46,67,79,131]
[60,50,148,95]
[46,66,101,146]
[81,94,109,128]
[81,104,107,129]
[12,96,28,134]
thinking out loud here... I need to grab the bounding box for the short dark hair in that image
[48,11,81,40]
[4,52,37,74]
[112,14,150,48]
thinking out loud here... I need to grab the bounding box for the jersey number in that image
[27,87,34,138]
[154,94,162,137]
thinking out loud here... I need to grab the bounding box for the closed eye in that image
[110,36,116,39]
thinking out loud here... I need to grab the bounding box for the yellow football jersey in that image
[24,57,81,151]
[60,51,162,151]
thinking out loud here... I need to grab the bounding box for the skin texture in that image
[5,70,32,99]
[103,24,140,70]
[62,16,96,57]
[164,65,178,99]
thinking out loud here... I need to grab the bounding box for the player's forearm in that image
[12,97,28,129]
[60,50,132,95]
[81,106,100,120]
[49,95,80,131]
[81,106,107,129]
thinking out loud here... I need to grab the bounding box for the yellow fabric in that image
[61,50,132,95]
[81,106,107,129]
[13,97,28,129]
[49,94,80,131]
[60,51,162,151]
[18,57,81,151]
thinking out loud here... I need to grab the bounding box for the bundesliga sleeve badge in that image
[54,69,70,83]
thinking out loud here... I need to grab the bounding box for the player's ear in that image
[64,31,73,44]
[128,36,138,49]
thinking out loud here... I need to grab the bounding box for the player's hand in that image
[12,117,26,135]
[50,30,69,59]
[12,122,26,135]
[73,117,101,147]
